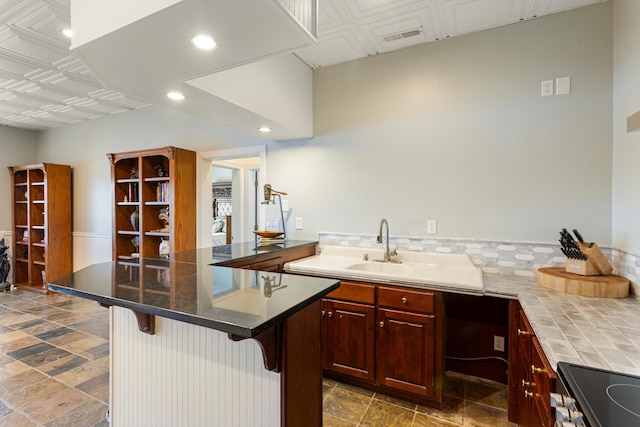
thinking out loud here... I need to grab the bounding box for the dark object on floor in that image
[0,283,11,292]
[0,238,10,284]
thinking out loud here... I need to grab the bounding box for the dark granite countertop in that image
[48,241,339,338]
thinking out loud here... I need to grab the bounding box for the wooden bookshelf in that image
[106,147,196,261]
[7,163,72,294]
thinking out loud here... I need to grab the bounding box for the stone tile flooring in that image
[1,289,516,427]
[323,372,516,427]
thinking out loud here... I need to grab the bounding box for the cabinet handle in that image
[379,321,384,328]
[531,364,546,374]
[524,390,533,398]
[328,312,333,318]
[521,379,535,387]
[517,328,531,336]
[401,297,407,304]
[321,310,325,318]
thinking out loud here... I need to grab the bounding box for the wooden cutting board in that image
[537,267,630,298]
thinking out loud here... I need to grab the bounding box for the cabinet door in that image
[376,308,435,398]
[531,338,556,427]
[516,349,534,426]
[324,299,375,381]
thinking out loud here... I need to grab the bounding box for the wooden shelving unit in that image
[8,163,72,294]
[107,146,196,262]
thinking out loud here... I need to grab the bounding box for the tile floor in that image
[0,289,516,427]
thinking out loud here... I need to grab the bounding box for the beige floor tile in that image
[413,412,461,427]
[0,360,31,379]
[44,330,91,347]
[464,378,509,411]
[3,378,66,410]
[0,410,39,427]
[22,387,91,425]
[336,381,375,398]
[0,368,48,392]
[54,359,109,388]
[417,394,465,425]
[55,336,107,355]
[323,386,372,424]
[374,393,418,411]
[323,412,358,427]
[463,402,515,427]
[43,398,108,427]
[360,399,415,427]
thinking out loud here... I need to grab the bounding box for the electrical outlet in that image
[494,335,505,352]
[541,79,554,96]
[427,220,437,234]
[295,217,303,230]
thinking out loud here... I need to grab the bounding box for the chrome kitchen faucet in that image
[376,218,399,263]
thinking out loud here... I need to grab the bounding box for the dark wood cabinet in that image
[322,280,443,407]
[8,163,72,294]
[377,307,436,398]
[508,301,556,427]
[323,294,376,381]
[107,146,196,261]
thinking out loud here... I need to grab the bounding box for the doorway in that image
[197,146,267,249]
[211,158,260,246]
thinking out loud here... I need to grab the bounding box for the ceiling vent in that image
[382,27,423,43]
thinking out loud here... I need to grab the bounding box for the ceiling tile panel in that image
[295,29,371,68]
[530,0,604,16]
[360,6,442,53]
[439,0,532,37]
[344,0,432,20]
[0,0,608,132]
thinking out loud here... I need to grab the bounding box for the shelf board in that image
[14,183,28,187]
[30,182,45,186]
[116,284,140,291]
[15,241,28,246]
[15,201,27,204]
[16,259,29,263]
[117,230,140,235]
[32,242,45,247]
[31,200,45,204]
[117,255,140,261]
[117,202,140,206]
[32,225,45,230]
[145,201,170,206]
[145,231,170,237]
[116,178,140,184]
[144,177,170,182]
[33,260,45,266]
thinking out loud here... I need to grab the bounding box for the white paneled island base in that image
[110,306,281,427]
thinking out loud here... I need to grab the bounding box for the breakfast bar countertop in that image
[48,241,339,338]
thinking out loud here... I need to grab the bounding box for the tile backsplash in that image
[318,232,638,296]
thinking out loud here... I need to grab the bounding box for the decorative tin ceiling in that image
[0,0,606,132]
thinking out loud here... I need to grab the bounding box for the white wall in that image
[36,105,268,268]
[269,2,614,244]
[612,0,640,253]
[0,125,38,231]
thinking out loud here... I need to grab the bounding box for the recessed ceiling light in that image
[167,92,185,101]
[191,35,217,50]
[62,29,73,38]
[258,127,271,133]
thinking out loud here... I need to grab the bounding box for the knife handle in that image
[573,229,585,243]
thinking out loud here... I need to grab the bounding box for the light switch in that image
[556,76,570,95]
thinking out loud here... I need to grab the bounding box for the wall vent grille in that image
[382,27,423,43]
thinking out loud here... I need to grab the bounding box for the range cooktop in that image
[557,362,640,427]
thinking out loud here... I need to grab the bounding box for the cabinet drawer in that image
[326,281,375,305]
[378,286,434,314]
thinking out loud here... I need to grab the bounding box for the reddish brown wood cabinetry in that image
[508,301,556,427]
[322,281,376,381]
[8,163,72,294]
[107,147,196,261]
[377,286,439,399]
[322,280,444,407]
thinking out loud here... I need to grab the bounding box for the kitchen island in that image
[48,241,339,427]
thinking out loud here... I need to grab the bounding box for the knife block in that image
[565,243,612,276]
